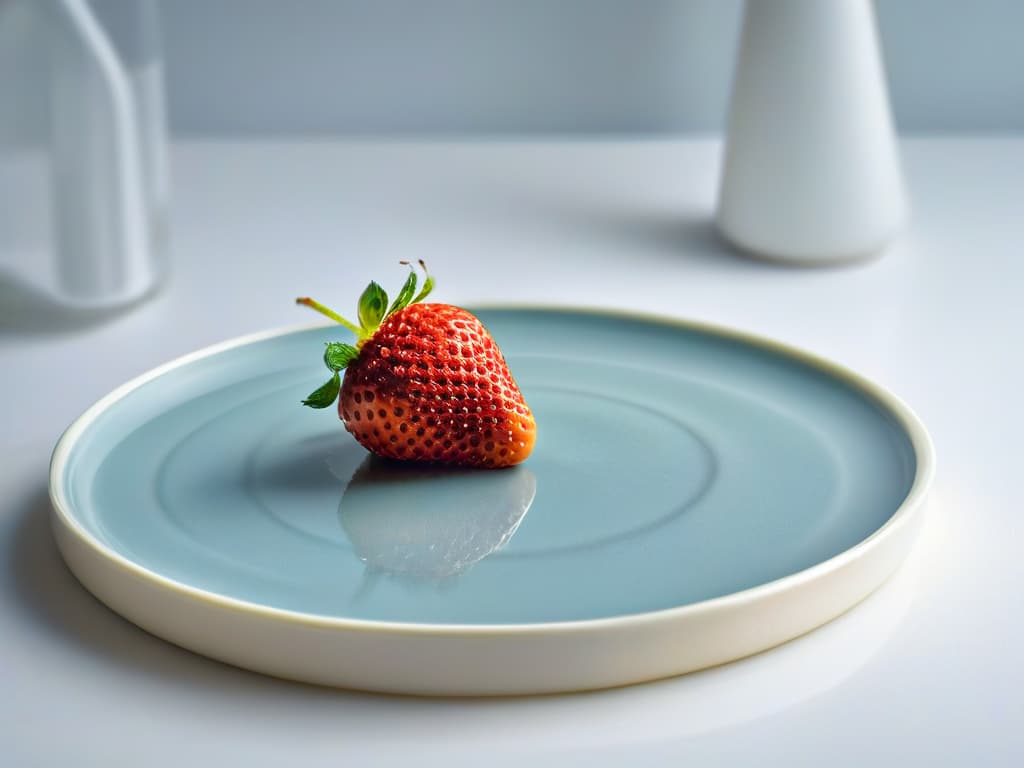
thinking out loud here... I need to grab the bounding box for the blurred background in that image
[161,0,1024,136]
[3,0,1023,144]
[2,0,1021,313]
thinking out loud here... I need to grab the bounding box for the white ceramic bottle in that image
[716,0,907,264]
[50,0,168,305]
[0,0,166,307]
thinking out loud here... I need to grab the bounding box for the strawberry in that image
[297,261,536,468]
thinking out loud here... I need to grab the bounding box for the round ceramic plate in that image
[50,308,933,695]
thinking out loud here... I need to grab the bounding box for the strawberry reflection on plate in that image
[337,457,536,585]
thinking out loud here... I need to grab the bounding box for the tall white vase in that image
[716,0,907,264]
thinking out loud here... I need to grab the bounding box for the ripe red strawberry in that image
[297,262,536,468]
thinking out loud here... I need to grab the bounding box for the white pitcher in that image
[716,0,907,264]
[0,0,167,308]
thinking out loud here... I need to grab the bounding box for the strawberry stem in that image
[296,261,435,385]
[296,297,362,336]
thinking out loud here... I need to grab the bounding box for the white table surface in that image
[2,138,1022,765]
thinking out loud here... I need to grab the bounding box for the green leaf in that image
[411,276,434,304]
[386,268,418,317]
[301,372,341,409]
[411,265,434,304]
[324,342,359,371]
[357,281,388,331]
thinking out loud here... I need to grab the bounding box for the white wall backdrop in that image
[159,0,1024,136]
[4,0,1023,139]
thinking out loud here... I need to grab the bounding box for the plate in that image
[50,308,933,695]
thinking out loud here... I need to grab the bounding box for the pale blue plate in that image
[57,308,920,626]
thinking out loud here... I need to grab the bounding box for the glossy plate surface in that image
[50,308,933,693]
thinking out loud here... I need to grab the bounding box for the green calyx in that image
[296,260,434,409]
